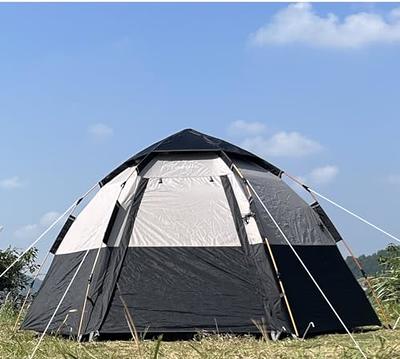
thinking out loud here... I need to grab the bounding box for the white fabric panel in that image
[228,174,263,245]
[130,176,241,247]
[56,167,137,254]
[142,154,230,178]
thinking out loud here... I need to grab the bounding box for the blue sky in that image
[1,3,400,257]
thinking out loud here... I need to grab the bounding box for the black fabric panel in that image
[83,178,149,335]
[236,160,335,246]
[103,201,122,245]
[22,250,97,334]
[220,175,292,332]
[311,202,343,243]
[100,246,269,334]
[271,244,381,335]
[50,215,76,254]
[100,129,281,186]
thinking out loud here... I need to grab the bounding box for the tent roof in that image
[100,128,282,185]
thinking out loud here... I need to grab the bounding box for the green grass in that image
[1,307,400,359]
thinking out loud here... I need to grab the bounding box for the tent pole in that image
[76,170,139,340]
[28,249,90,359]
[283,172,392,327]
[0,183,98,279]
[245,178,367,359]
[13,251,52,331]
[229,162,300,338]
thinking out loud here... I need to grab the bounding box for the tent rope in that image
[28,249,90,359]
[245,179,367,359]
[308,188,400,245]
[0,183,98,279]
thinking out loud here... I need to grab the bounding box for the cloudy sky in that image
[0,3,399,258]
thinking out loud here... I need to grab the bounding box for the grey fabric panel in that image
[235,160,335,246]
[100,246,273,334]
[22,250,96,334]
[220,175,292,332]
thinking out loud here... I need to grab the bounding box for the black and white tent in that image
[22,129,380,339]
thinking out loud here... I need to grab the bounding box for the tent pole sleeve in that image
[0,183,98,279]
[28,249,90,359]
[229,161,300,337]
[13,250,52,331]
[340,239,392,327]
[309,188,400,245]
[245,178,367,359]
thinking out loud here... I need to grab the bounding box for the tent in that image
[21,128,380,340]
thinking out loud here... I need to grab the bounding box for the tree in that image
[0,247,38,295]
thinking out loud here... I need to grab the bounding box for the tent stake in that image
[246,179,367,359]
[230,162,300,338]
[0,183,98,280]
[28,249,90,359]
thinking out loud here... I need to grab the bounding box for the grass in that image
[1,306,400,359]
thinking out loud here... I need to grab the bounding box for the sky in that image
[1,3,400,259]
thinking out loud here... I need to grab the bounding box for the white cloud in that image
[88,123,114,140]
[250,3,400,49]
[228,120,267,136]
[39,211,61,227]
[14,210,60,240]
[308,165,339,185]
[14,224,39,240]
[387,174,400,185]
[0,176,24,190]
[241,131,322,158]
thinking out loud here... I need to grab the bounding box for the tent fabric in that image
[310,202,344,243]
[22,129,381,339]
[235,159,336,246]
[130,176,240,247]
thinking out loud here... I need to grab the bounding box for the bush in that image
[372,244,400,316]
[0,247,38,297]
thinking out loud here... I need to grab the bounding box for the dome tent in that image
[21,128,380,340]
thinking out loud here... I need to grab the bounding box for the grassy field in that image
[1,308,400,359]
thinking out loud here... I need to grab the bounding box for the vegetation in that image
[0,308,400,359]
[0,247,38,296]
